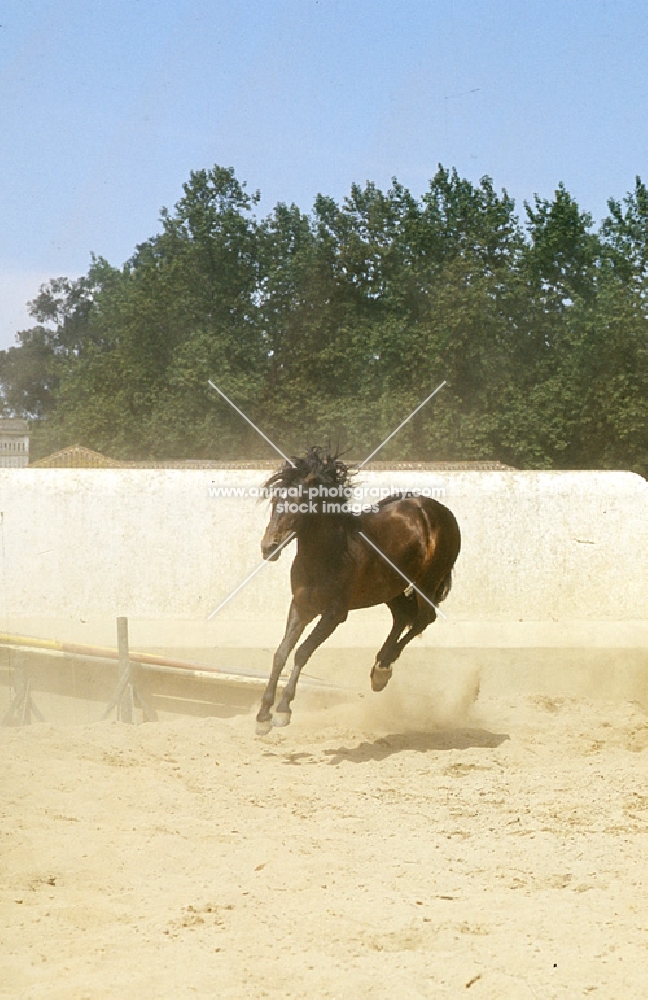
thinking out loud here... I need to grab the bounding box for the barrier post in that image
[102,617,157,723]
[1,650,44,727]
[117,617,133,723]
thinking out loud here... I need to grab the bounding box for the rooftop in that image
[30,445,514,470]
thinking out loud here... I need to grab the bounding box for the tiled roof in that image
[30,445,121,468]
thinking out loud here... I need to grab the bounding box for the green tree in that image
[3,162,645,477]
[0,261,118,422]
[46,167,266,458]
[601,175,648,290]
[523,182,601,306]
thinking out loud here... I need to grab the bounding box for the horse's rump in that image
[348,493,460,610]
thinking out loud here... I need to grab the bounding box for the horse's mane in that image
[264,447,354,493]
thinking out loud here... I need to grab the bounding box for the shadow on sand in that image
[321,727,509,765]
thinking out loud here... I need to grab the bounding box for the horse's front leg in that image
[256,601,309,735]
[273,604,348,727]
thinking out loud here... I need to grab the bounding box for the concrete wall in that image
[0,468,646,654]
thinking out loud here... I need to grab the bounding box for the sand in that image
[1,665,647,999]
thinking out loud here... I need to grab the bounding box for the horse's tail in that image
[434,570,453,605]
[430,501,460,607]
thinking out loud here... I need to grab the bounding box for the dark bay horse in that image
[256,449,461,734]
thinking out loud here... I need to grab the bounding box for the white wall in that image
[0,468,646,649]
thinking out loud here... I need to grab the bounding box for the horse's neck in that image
[297,516,347,559]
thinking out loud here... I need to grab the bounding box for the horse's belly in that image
[348,579,404,610]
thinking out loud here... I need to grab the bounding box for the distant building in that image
[0,418,30,468]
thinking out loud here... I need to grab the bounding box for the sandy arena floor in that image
[1,665,647,999]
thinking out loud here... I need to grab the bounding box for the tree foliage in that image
[2,165,646,476]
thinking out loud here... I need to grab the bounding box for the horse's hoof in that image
[371,664,392,692]
[273,711,291,728]
[255,718,273,736]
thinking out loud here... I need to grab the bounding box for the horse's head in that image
[260,447,352,561]
[261,497,299,560]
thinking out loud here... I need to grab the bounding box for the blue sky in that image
[1,0,646,348]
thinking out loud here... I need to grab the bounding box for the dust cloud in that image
[291,658,483,739]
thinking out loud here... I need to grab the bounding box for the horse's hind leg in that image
[274,605,348,726]
[256,601,309,735]
[370,591,417,692]
[374,594,437,689]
